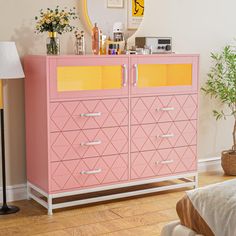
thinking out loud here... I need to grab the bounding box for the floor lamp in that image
[0,42,24,215]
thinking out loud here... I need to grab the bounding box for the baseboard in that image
[198,157,221,173]
[0,158,221,203]
[0,184,27,203]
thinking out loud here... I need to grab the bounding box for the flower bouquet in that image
[35,6,78,55]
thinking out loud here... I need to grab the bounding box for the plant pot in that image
[221,150,236,176]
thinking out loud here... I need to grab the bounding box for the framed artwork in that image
[128,0,145,29]
[107,0,124,8]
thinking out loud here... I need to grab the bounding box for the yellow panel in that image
[0,80,3,109]
[167,64,192,86]
[57,66,122,92]
[101,66,122,89]
[138,64,167,88]
[138,64,192,88]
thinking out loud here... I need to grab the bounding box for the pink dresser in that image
[25,54,199,215]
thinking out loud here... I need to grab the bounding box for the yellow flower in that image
[59,19,65,25]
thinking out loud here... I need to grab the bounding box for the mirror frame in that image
[80,0,94,34]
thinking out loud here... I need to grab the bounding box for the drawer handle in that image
[80,169,102,175]
[122,64,128,87]
[80,140,102,146]
[133,64,138,87]
[80,112,102,117]
[158,107,175,112]
[155,160,174,165]
[161,160,174,164]
[159,134,174,138]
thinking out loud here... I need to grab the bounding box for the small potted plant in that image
[202,45,236,175]
[35,6,78,55]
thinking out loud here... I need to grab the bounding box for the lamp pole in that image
[0,82,20,215]
[0,42,24,214]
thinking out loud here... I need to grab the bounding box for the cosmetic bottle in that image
[100,33,107,55]
[92,23,100,55]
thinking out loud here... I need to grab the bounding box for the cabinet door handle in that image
[80,169,102,175]
[161,160,174,164]
[80,140,102,146]
[159,134,174,138]
[157,107,175,112]
[80,112,102,117]
[122,64,127,87]
[133,64,138,86]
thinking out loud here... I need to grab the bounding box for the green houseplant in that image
[202,45,236,175]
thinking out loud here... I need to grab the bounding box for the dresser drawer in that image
[50,154,129,192]
[50,126,128,162]
[131,120,197,152]
[131,146,197,180]
[131,94,197,125]
[50,98,128,132]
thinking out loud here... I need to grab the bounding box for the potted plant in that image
[35,6,78,55]
[202,45,236,175]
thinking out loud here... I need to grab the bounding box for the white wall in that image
[136,0,236,160]
[0,0,235,186]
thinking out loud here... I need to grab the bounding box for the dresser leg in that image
[48,195,53,216]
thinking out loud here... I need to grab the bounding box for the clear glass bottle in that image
[92,23,100,55]
[75,31,86,55]
[46,32,60,55]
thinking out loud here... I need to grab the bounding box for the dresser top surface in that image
[24,53,200,60]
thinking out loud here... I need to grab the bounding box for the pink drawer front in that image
[131,120,197,152]
[131,94,197,125]
[131,146,197,180]
[50,98,128,132]
[50,127,128,162]
[50,154,129,192]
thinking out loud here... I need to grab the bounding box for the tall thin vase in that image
[46,32,60,55]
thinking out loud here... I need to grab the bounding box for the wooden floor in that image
[0,171,234,236]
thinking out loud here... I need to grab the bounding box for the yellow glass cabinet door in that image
[49,57,129,99]
[131,56,198,95]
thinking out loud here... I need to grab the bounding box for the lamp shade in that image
[0,42,24,79]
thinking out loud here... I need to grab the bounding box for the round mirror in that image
[81,0,144,40]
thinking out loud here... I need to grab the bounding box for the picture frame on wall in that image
[128,0,145,30]
[107,0,124,8]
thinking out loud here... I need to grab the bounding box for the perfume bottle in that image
[92,23,100,55]
[100,32,107,55]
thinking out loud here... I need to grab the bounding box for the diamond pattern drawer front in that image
[131,146,197,180]
[50,154,129,191]
[131,94,197,125]
[50,127,128,161]
[50,98,128,132]
[131,120,197,152]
